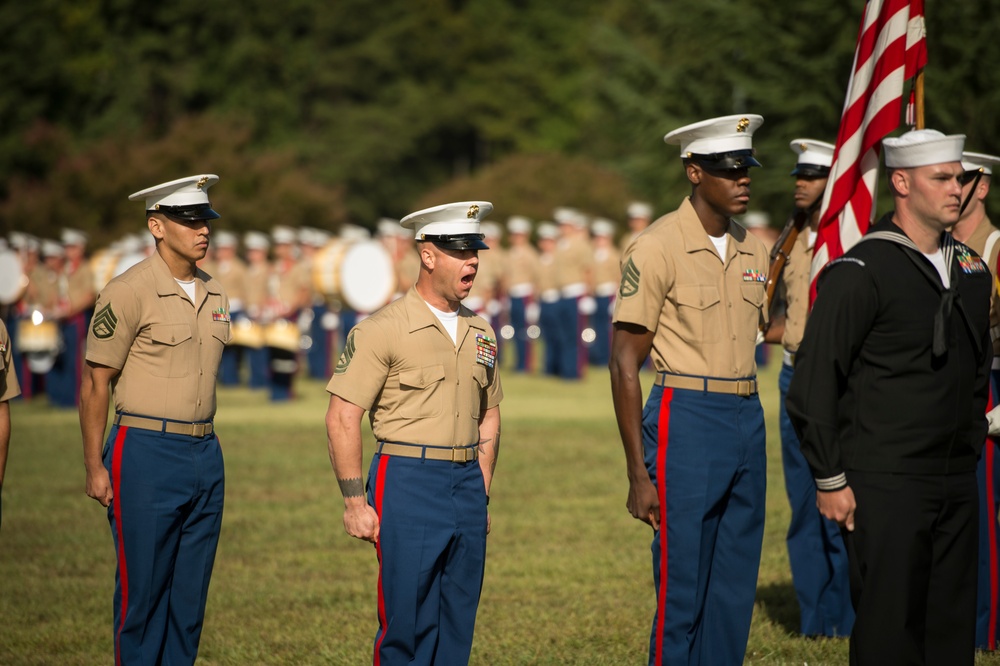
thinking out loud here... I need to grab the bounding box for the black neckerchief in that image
[858,217,983,361]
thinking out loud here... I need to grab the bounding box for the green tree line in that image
[1,0,997,243]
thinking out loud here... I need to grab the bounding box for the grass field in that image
[3,358,1000,665]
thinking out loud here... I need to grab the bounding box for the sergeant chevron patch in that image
[619,257,640,298]
[91,303,118,340]
[335,330,356,375]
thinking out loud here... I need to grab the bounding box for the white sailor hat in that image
[401,201,492,250]
[41,239,64,258]
[664,114,764,170]
[537,222,559,240]
[507,215,532,235]
[128,174,221,220]
[591,218,616,237]
[214,230,238,248]
[884,129,965,168]
[789,138,835,177]
[244,231,270,251]
[271,225,297,245]
[961,151,1000,177]
[61,228,88,247]
[627,201,653,219]
[741,211,770,229]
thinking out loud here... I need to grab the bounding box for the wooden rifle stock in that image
[762,207,812,331]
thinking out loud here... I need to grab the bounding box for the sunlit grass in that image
[2,361,1000,664]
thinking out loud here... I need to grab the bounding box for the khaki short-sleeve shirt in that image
[554,236,593,289]
[0,320,21,402]
[505,244,540,291]
[965,218,1000,357]
[326,287,503,447]
[613,197,769,378]
[780,227,813,353]
[85,251,231,422]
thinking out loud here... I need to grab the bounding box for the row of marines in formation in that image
[1,113,999,665]
[0,201,654,410]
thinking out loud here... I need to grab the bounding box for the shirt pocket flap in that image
[399,364,446,390]
[471,364,488,387]
[150,323,193,347]
[675,284,721,311]
[741,283,765,307]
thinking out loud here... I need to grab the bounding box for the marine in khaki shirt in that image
[764,139,855,639]
[609,115,770,666]
[0,319,21,528]
[952,150,1000,651]
[325,202,502,665]
[79,175,229,665]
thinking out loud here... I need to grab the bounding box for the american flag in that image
[809,0,927,302]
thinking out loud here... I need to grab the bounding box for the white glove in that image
[988,404,1000,437]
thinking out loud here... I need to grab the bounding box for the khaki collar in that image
[150,250,223,308]
[403,286,487,348]
[677,197,753,264]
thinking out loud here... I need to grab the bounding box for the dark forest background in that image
[1,1,996,247]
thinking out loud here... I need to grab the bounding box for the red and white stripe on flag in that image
[809,0,927,304]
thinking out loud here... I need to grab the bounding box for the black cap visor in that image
[419,233,489,251]
[688,149,761,171]
[153,203,221,221]
[790,163,832,178]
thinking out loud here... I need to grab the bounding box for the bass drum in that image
[0,250,26,304]
[90,249,120,293]
[263,319,301,353]
[18,317,62,374]
[312,239,395,313]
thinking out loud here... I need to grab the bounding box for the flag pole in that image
[915,68,925,130]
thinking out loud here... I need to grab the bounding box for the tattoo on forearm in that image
[479,426,501,476]
[337,477,364,498]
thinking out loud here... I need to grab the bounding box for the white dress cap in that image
[244,231,270,251]
[664,114,764,158]
[553,207,587,227]
[481,222,502,239]
[627,201,653,219]
[271,225,297,245]
[61,228,89,247]
[961,151,1000,176]
[789,139,835,174]
[376,218,401,238]
[591,218,616,237]
[537,222,559,240]
[41,239,65,258]
[339,224,371,242]
[507,215,532,235]
[401,201,493,240]
[740,211,770,229]
[128,174,220,219]
[213,230,238,248]
[883,129,965,168]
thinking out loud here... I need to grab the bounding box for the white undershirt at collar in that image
[424,300,459,343]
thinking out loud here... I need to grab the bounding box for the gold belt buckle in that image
[451,447,466,463]
[192,423,208,437]
[735,380,754,397]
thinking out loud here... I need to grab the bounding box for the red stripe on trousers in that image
[372,454,391,666]
[654,388,673,666]
[989,384,998,650]
[111,426,129,666]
